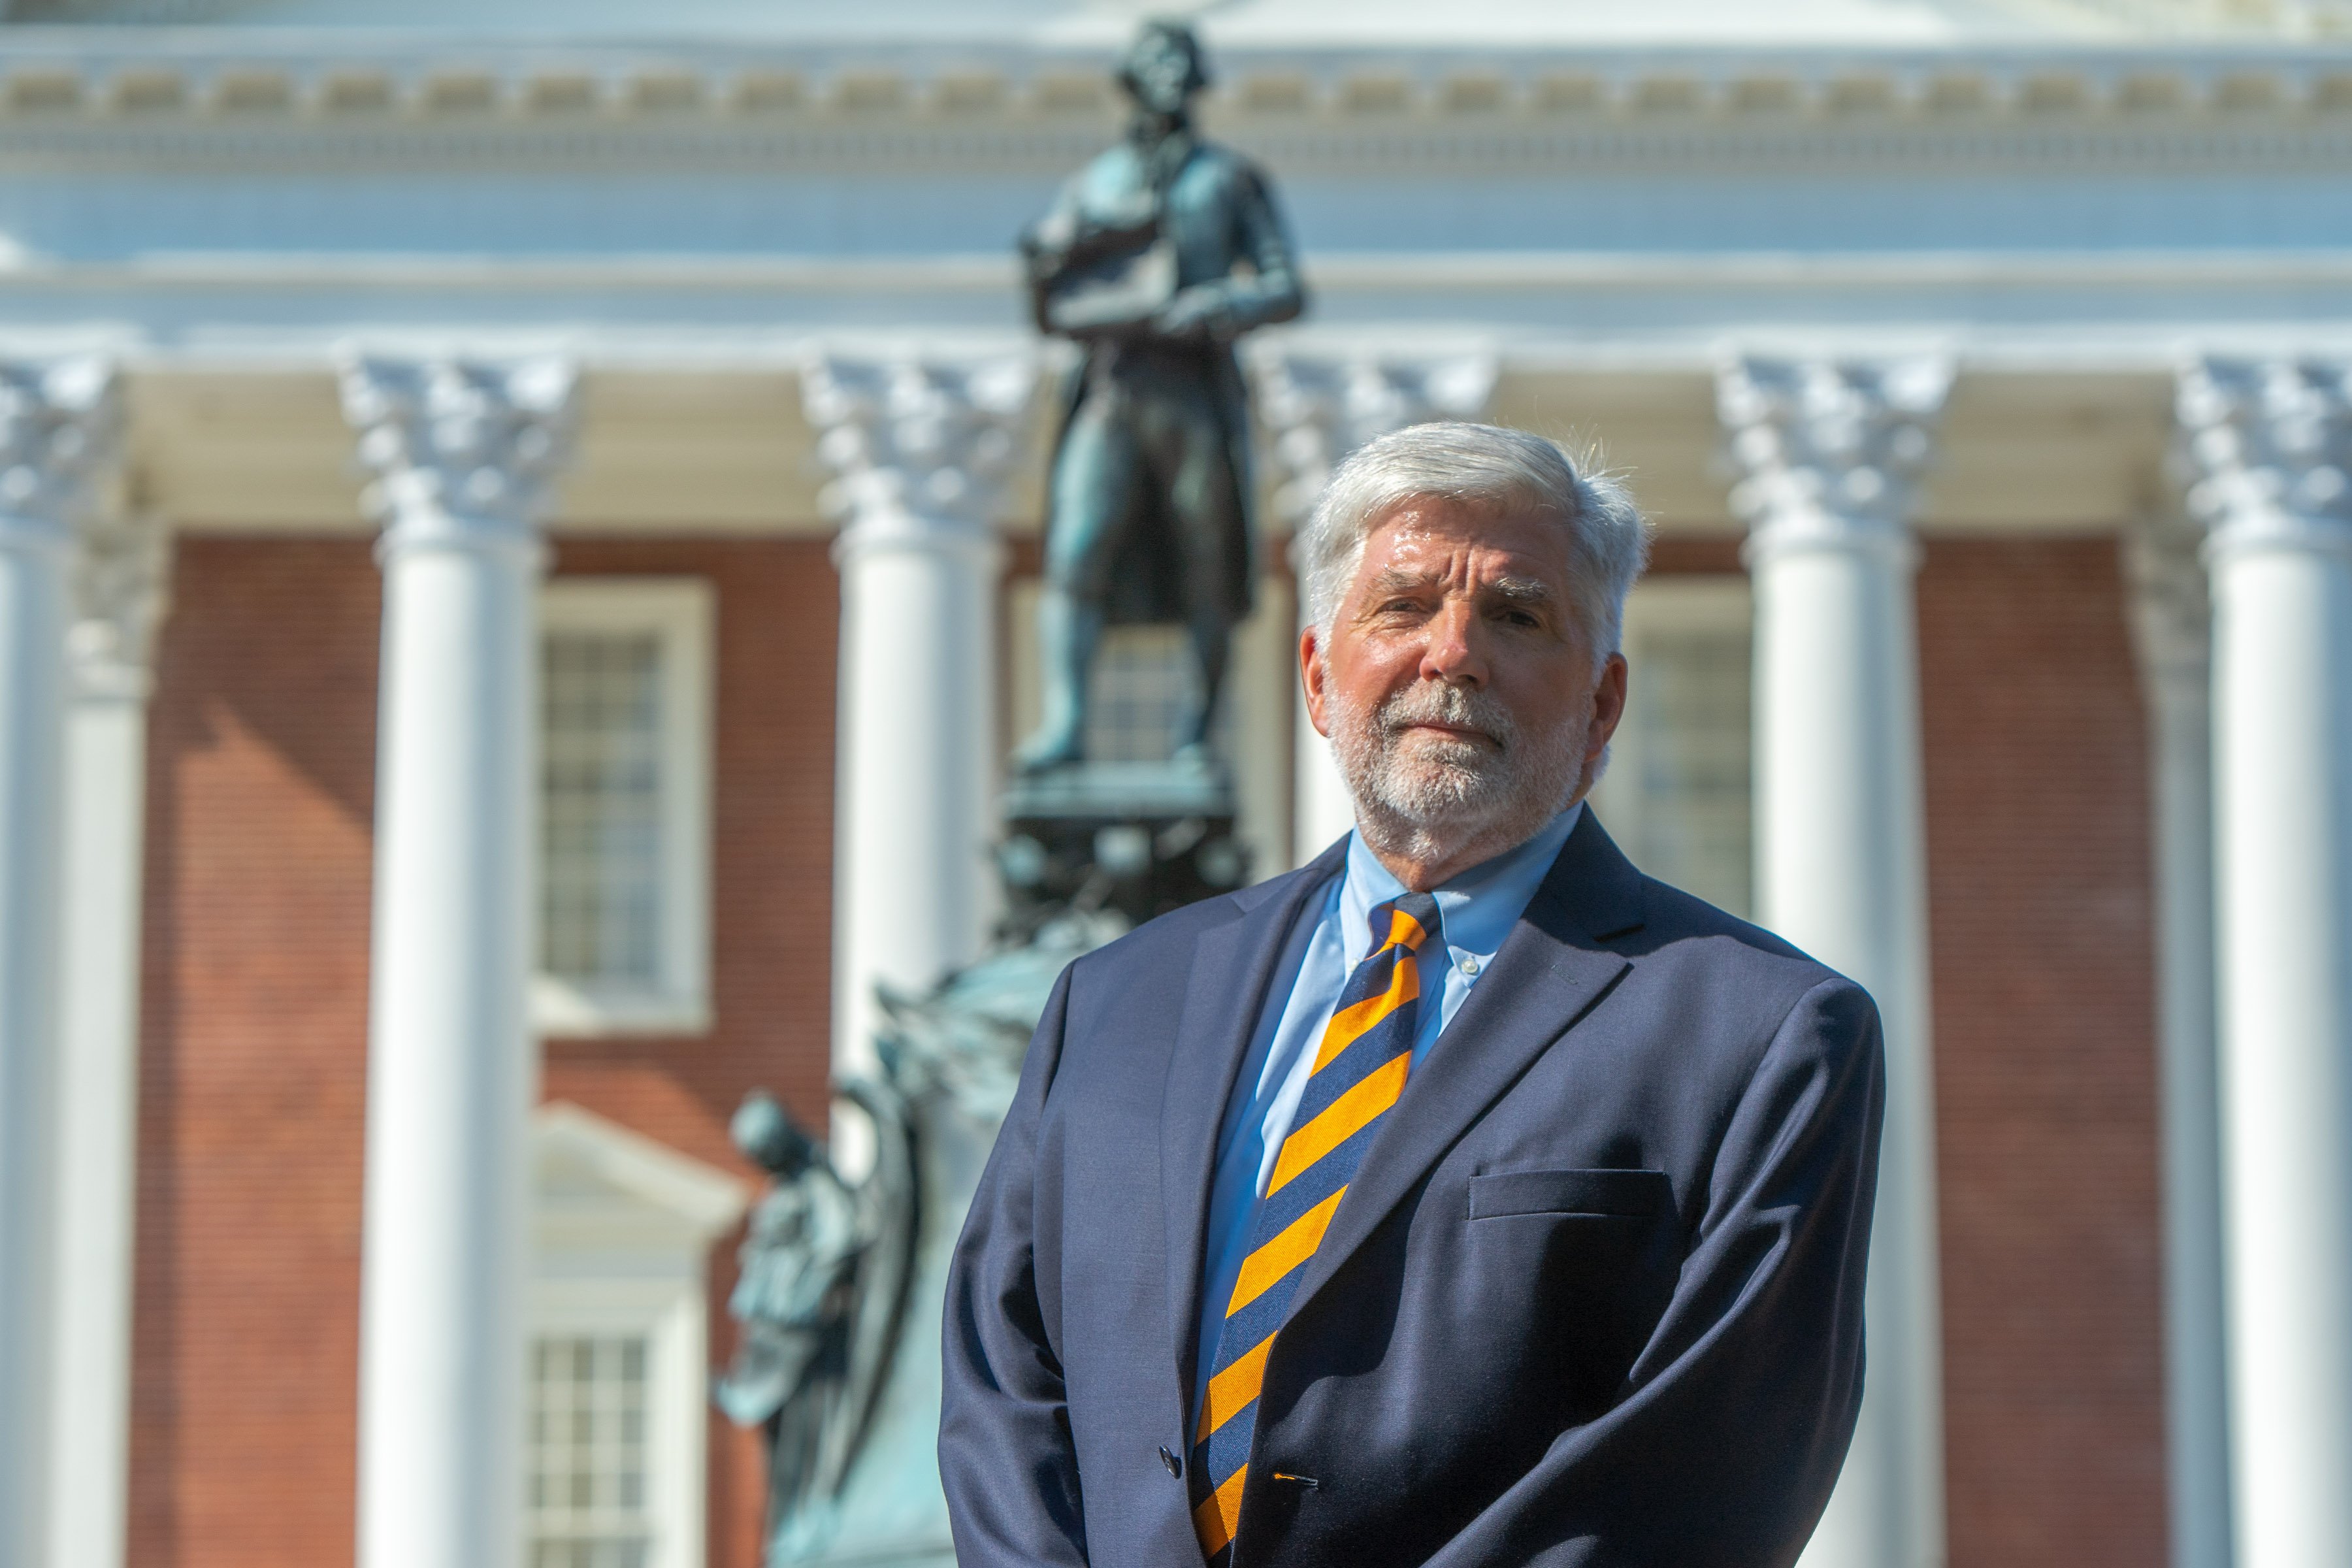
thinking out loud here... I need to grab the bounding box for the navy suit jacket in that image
[941,811,1883,1568]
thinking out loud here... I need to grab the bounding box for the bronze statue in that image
[1013,20,1305,774]
[716,1086,913,1564]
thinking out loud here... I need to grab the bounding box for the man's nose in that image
[1418,604,1487,685]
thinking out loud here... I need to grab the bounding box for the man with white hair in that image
[942,422,1883,1568]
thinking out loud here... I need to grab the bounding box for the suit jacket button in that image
[1160,1446,1183,1478]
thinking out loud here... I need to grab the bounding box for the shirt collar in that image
[1337,802,1584,968]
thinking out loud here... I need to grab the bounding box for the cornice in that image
[3,33,2351,175]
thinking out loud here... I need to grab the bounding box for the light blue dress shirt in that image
[1189,802,1584,1416]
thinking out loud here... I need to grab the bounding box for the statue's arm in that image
[1019,178,1091,333]
[938,966,1089,1568]
[1154,162,1307,341]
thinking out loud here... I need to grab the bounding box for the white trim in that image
[531,1103,748,1568]
[534,576,715,1037]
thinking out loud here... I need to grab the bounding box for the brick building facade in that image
[5,8,2351,1568]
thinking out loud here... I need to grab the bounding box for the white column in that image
[1249,349,1497,864]
[48,501,171,1568]
[804,351,1034,1089]
[2124,510,2231,1568]
[1718,353,1950,1568]
[0,356,120,1568]
[2176,356,2352,1568]
[343,355,578,1568]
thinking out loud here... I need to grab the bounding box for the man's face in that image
[1123,30,1197,117]
[1302,499,1627,872]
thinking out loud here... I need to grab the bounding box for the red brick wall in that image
[133,539,380,1568]
[131,536,838,1568]
[1917,538,2167,1568]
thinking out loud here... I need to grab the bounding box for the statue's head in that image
[1117,20,1210,118]
[730,1088,823,1178]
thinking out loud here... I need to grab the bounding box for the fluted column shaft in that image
[806,352,1033,1088]
[1718,354,1950,1568]
[0,357,121,1568]
[2125,511,2231,1568]
[1248,349,1497,864]
[344,355,577,1568]
[2177,356,2352,1568]
[48,500,171,1568]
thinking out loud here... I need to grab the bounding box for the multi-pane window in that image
[1588,578,1754,919]
[544,632,665,987]
[527,1335,654,1568]
[535,580,713,1036]
[1086,625,1217,763]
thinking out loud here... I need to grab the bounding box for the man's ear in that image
[1299,625,1333,739]
[1589,652,1629,753]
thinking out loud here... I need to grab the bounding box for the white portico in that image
[3,4,2352,1568]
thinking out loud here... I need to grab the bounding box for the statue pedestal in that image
[998,759,1250,933]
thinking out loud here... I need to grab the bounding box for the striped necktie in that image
[1189,891,1443,1565]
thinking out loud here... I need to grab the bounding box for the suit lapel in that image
[1161,841,1348,1411]
[1282,811,1650,1326]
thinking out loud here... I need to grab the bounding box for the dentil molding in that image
[2,37,2351,176]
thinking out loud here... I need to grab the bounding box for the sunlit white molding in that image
[2175,353,2352,1568]
[1718,351,1950,1568]
[1247,344,1499,865]
[345,351,580,1568]
[0,353,120,1568]
[807,348,1037,1101]
[47,499,169,1568]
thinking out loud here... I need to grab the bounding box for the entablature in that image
[3,33,2352,178]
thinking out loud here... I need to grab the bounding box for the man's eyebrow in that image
[1484,576,1554,604]
[1358,568,1558,606]
[1364,565,1442,596]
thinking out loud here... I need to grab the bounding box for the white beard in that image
[1328,670,1588,873]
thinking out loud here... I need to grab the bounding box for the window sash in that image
[534,580,713,1037]
[1588,577,1754,920]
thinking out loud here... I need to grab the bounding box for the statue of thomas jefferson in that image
[1013,21,1305,773]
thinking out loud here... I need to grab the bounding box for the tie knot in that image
[1371,892,1442,955]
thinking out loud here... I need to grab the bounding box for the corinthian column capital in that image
[66,508,171,704]
[802,350,1037,564]
[2174,355,2352,566]
[1716,354,1952,569]
[0,357,123,563]
[337,354,580,563]
[1247,347,1499,529]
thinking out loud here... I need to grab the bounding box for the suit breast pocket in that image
[1461,1168,1680,1413]
[1467,1167,1672,1221]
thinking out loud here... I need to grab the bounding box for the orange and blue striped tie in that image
[1188,891,1442,1564]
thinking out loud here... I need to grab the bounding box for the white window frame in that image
[534,578,715,1037]
[1589,575,1754,917]
[531,1105,750,1568]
